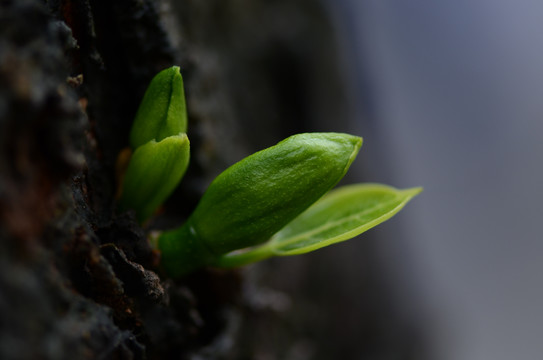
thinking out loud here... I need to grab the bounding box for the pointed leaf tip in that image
[130,66,188,149]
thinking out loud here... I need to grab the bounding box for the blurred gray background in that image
[333,0,543,359]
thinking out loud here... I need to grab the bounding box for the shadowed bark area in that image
[0,1,232,359]
[0,0,425,359]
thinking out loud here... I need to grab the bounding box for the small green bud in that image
[158,132,362,276]
[130,66,188,149]
[119,134,190,223]
[118,66,190,223]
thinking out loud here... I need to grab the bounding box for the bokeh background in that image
[330,1,543,359]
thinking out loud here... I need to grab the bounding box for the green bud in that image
[119,134,190,223]
[130,66,188,149]
[118,66,191,223]
[158,132,362,276]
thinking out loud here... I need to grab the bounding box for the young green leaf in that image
[130,66,188,149]
[269,183,422,255]
[158,132,362,277]
[214,184,422,267]
[118,134,190,223]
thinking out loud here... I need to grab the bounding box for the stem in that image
[158,223,216,277]
[213,242,275,268]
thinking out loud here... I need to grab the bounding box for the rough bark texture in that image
[0,0,424,359]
